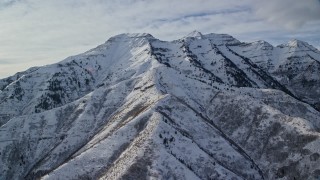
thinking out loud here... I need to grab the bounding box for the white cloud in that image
[0,0,319,78]
[250,0,320,29]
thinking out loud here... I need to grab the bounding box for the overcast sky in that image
[0,0,320,78]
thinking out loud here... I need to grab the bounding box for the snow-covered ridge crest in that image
[185,30,204,39]
[107,33,155,41]
[183,30,241,45]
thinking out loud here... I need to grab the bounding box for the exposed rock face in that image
[0,32,320,180]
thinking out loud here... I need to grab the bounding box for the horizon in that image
[0,0,319,78]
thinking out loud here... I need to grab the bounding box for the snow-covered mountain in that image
[1,31,320,180]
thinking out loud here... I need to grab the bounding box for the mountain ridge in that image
[1,31,320,180]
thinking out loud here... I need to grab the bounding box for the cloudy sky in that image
[0,0,320,78]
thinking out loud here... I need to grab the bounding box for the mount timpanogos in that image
[0,31,320,180]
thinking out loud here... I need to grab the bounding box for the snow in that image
[0,31,320,180]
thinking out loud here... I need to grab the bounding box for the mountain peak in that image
[277,39,317,51]
[288,39,307,47]
[203,33,241,45]
[107,33,155,42]
[250,40,274,49]
[185,30,204,39]
[254,40,272,45]
[182,31,241,45]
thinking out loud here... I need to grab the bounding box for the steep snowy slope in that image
[230,39,320,110]
[0,32,320,180]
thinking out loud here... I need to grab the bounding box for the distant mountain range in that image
[1,31,320,180]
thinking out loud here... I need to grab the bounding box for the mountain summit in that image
[1,32,320,180]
